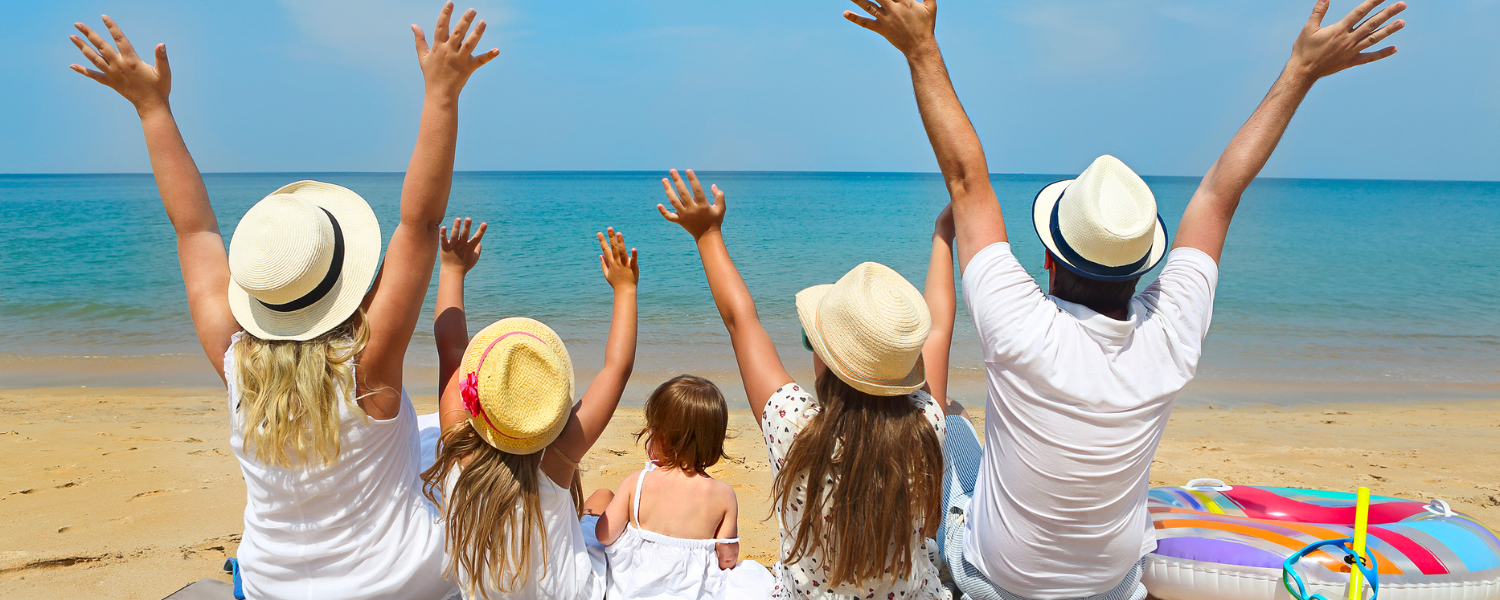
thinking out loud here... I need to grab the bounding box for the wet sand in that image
[3,387,1499,599]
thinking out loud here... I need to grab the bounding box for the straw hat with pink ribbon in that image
[458,318,575,454]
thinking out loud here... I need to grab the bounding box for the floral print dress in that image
[761,383,951,600]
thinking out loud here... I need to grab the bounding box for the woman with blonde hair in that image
[658,170,965,599]
[67,3,497,597]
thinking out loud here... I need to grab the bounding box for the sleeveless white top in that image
[443,463,605,600]
[225,333,455,600]
[604,463,772,600]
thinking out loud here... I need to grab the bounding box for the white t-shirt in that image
[761,383,951,600]
[443,466,605,600]
[225,333,455,600]
[960,243,1218,599]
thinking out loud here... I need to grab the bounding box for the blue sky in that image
[2,1,1497,180]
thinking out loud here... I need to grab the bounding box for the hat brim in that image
[228,181,383,341]
[1031,179,1168,283]
[795,284,926,397]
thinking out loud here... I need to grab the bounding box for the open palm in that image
[658,169,727,240]
[69,17,170,110]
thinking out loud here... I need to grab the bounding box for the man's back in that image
[839,0,1406,596]
[961,242,1218,599]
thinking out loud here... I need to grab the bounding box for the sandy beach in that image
[3,386,1500,599]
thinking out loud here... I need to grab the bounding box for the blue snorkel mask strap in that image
[1281,538,1380,600]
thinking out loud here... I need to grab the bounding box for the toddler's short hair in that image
[638,375,729,473]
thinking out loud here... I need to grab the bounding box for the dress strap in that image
[631,461,656,528]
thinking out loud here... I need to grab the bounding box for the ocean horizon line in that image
[4,170,1500,186]
[4,172,1496,396]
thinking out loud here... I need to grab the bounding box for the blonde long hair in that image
[233,310,369,468]
[423,421,582,599]
[772,370,944,587]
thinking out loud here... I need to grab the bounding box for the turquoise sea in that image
[1,172,1497,404]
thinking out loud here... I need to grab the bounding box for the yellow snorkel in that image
[1348,487,1371,600]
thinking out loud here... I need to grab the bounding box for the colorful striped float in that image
[1143,480,1500,600]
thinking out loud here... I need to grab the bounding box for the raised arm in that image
[544,229,638,484]
[435,218,486,429]
[1175,0,1405,263]
[359,2,499,419]
[920,205,965,417]
[845,0,1005,270]
[69,17,240,379]
[658,169,791,424]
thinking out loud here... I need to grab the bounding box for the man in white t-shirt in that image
[841,0,1407,598]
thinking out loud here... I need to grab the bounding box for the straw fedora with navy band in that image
[1032,155,1168,283]
[227,180,382,341]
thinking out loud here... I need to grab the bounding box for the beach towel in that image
[161,578,235,600]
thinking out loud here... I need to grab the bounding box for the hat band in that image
[1048,194,1151,279]
[813,319,910,387]
[465,330,551,443]
[258,208,346,313]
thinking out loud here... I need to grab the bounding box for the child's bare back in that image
[590,374,750,579]
[626,465,737,543]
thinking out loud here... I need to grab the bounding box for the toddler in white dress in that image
[587,375,773,600]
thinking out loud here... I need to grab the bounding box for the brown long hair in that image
[421,421,582,599]
[771,371,943,586]
[233,310,370,468]
[637,375,729,473]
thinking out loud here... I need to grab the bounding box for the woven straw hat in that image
[458,318,575,454]
[1032,155,1168,282]
[796,262,930,396]
[227,181,382,341]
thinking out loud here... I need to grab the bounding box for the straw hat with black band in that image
[796,262,930,397]
[227,180,382,341]
[1031,155,1168,283]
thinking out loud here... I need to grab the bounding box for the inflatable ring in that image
[1143,480,1500,600]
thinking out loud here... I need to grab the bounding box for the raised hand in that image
[658,169,726,240]
[1174,1,1408,264]
[598,227,639,290]
[1290,0,1406,81]
[412,2,500,100]
[67,17,242,378]
[439,217,487,274]
[843,0,939,57]
[69,16,170,112]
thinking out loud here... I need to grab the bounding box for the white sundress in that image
[444,457,607,600]
[224,332,456,600]
[603,462,774,600]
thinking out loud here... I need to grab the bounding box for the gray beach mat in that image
[162,578,234,600]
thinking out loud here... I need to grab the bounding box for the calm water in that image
[1,172,1497,399]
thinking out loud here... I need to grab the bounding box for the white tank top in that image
[443,462,605,600]
[604,463,773,600]
[225,333,455,600]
